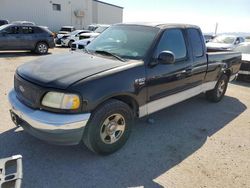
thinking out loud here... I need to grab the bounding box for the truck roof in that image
[117,22,200,29]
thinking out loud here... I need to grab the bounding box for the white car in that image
[206,35,245,51]
[60,30,91,47]
[71,37,96,50]
[55,26,76,45]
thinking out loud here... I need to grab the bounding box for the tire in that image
[68,40,74,48]
[82,99,134,155]
[206,74,229,102]
[35,42,48,55]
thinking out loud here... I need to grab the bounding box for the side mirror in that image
[158,51,175,64]
[235,40,240,45]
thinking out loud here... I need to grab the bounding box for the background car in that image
[234,42,250,81]
[60,30,91,47]
[79,24,109,40]
[206,35,245,51]
[0,19,9,26]
[0,24,55,54]
[87,24,99,31]
[55,26,76,45]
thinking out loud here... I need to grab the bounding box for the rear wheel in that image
[35,42,48,55]
[82,99,133,155]
[206,74,229,102]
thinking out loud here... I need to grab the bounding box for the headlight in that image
[42,92,80,110]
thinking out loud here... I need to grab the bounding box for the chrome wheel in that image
[38,43,48,54]
[217,79,226,97]
[100,113,126,144]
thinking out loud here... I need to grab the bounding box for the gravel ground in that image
[0,48,249,188]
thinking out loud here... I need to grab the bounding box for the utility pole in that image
[214,22,218,35]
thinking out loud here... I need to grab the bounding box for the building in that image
[0,0,123,31]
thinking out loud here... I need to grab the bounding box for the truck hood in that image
[17,52,127,89]
[206,42,234,49]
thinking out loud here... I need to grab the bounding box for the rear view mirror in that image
[158,51,175,64]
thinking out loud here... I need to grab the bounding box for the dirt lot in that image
[0,48,250,188]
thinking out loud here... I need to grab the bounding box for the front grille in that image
[14,74,45,109]
[240,61,250,71]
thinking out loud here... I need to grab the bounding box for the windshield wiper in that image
[95,50,126,62]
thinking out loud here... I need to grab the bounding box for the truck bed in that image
[206,51,242,82]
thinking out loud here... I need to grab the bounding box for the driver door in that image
[146,28,193,114]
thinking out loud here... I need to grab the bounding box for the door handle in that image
[181,68,192,74]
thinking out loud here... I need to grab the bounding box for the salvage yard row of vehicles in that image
[8,23,242,155]
[55,24,109,48]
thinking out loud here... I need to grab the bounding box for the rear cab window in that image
[155,28,187,61]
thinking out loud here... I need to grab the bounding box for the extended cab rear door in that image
[185,27,207,87]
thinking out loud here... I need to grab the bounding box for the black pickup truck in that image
[8,23,241,155]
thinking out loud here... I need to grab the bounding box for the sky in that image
[102,0,250,34]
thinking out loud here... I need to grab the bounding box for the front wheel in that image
[206,74,229,102]
[68,40,74,48]
[82,99,134,155]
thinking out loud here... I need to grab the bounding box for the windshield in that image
[211,35,236,44]
[234,44,250,54]
[94,26,109,33]
[86,25,159,60]
[60,27,73,32]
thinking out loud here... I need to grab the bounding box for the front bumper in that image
[8,90,91,145]
[61,39,69,46]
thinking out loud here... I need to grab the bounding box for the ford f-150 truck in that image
[8,23,241,155]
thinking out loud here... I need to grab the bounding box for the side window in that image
[5,26,20,34]
[156,29,187,60]
[187,28,204,57]
[22,26,34,34]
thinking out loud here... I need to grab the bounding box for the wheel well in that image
[36,41,48,47]
[111,95,139,117]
